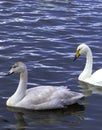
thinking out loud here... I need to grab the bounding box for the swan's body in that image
[6,62,84,110]
[74,44,102,86]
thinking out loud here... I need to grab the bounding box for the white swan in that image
[74,43,102,86]
[6,62,84,110]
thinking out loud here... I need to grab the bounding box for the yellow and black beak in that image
[73,50,80,61]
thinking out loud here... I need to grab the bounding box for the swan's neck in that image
[15,70,28,98]
[7,70,28,106]
[79,48,93,81]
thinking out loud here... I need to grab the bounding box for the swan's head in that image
[73,44,89,61]
[7,62,27,76]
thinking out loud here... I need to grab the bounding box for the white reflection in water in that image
[7,103,86,130]
[79,81,102,96]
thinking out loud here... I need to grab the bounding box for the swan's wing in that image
[26,85,69,92]
[16,86,83,110]
[15,86,56,109]
[26,86,70,103]
[63,91,84,105]
[18,86,67,104]
[31,90,84,110]
[90,69,102,86]
[91,69,102,79]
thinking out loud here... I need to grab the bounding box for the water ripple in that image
[0,0,102,129]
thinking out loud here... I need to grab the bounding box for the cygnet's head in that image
[73,44,90,61]
[7,62,27,76]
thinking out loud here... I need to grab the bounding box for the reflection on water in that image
[7,103,85,130]
[79,81,102,96]
[13,113,27,130]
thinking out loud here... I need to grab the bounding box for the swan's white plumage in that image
[6,62,84,110]
[74,44,102,86]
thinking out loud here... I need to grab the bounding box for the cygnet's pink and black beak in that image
[5,71,14,76]
[73,50,80,61]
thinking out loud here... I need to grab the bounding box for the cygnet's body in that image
[6,62,84,110]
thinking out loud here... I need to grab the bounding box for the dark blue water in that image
[0,0,102,129]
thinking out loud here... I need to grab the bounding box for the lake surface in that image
[0,0,102,129]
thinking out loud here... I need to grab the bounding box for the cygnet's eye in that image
[12,64,18,69]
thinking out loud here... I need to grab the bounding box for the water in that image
[0,0,102,129]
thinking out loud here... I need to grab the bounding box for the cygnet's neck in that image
[11,69,28,104]
[79,47,93,81]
